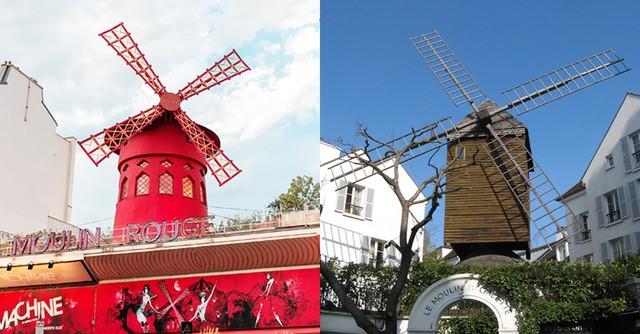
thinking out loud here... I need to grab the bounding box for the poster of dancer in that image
[94,268,319,333]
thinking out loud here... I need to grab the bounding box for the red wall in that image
[0,268,319,334]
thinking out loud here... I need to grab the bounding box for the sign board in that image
[0,261,93,289]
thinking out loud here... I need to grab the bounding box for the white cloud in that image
[0,0,319,226]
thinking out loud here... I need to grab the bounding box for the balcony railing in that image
[345,203,363,216]
[607,210,621,223]
[633,151,640,166]
[580,229,591,241]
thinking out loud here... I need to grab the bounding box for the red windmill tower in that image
[78,23,250,239]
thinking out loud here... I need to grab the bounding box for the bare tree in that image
[321,125,461,334]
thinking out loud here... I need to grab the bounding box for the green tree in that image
[268,175,320,212]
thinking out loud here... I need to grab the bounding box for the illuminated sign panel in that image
[0,261,93,289]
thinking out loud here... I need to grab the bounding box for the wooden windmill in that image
[325,31,629,261]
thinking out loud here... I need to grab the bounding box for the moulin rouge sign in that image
[7,217,221,257]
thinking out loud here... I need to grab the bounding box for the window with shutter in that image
[576,212,590,242]
[603,190,622,224]
[632,133,640,168]
[629,181,640,218]
[344,184,365,216]
[606,154,615,169]
[610,237,625,260]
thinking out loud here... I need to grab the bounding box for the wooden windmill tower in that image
[325,31,629,262]
[78,23,250,239]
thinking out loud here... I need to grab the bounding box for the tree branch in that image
[321,262,381,334]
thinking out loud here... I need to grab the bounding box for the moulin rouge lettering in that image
[6,217,238,257]
[9,228,102,257]
[0,296,63,330]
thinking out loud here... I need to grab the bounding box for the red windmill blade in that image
[78,105,164,165]
[179,49,250,100]
[99,22,166,94]
[173,109,241,186]
[78,22,250,186]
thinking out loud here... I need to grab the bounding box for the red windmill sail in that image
[79,22,250,186]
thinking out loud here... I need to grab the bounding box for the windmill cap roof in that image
[449,100,527,140]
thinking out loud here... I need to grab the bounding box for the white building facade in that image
[0,61,76,236]
[561,93,640,264]
[320,141,425,266]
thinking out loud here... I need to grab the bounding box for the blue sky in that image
[320,1,640,247]
[1,1,319,229]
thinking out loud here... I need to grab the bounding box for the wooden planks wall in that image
[444,136,530,245]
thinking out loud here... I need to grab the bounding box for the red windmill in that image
[78,22,250,239]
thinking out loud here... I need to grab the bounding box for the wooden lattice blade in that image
[172,110,241,186]
[100,22,166,95]
[483,126,575,248]
[410,31,486,107]
[324,117,456,188]
[178,49,250,100]
[502,49,630,115]
[78,105,164,165]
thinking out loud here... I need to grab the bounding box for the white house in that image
[320,140,426,266]
[559,92,640,264]
[0,61,76,236]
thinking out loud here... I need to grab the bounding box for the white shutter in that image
[601,242,609,262]
[596,196,605,227]
[628,182,640,218]
[622,137,632,172]
[360,235,370,264]
[625,234,633,254]
[618,187,628,218]
[335,181,347,212]
[364,188,375,220]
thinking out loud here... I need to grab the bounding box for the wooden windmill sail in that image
[324,31,630,260]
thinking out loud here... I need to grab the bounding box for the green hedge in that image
[321,255,640,334]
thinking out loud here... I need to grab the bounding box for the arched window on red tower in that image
[120,177,128,200]
[136,173,150,196]
[200,182,206,204]
[159,172,173,195]
[182,176,194,198]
